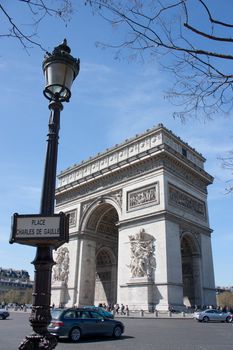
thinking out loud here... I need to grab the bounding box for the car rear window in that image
[51,309,63,320]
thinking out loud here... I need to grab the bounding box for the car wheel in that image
[69,327,81,342]
[113,325,122,338]
[0,315,4,320]
[226,316,231,323]
[202,316,209,322]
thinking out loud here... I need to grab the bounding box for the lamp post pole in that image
[18,40,80,350]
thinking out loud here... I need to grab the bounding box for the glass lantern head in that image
[43,39,80,102]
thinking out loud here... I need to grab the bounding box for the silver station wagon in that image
[193,309,232,323]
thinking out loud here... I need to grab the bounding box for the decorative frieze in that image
[58,131,163,188]
[168,185,206,219]
[56,158,163,205]
[163,156,208,193]
[127,183,159,211]
[163,135,203,168]
[57,125,206,191]
[56,153,209,207]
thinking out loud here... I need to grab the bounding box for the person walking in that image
[114,303,119,314]
[120,303,125,315]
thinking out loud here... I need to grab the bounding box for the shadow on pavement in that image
[59,335,134,344]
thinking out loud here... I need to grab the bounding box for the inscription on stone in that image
[127,183,159,211]
[168,185,206,218]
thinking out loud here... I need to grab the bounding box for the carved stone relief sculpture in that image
[127,183,159,211]
[168,185,206,219]
[128,229,156,279]
[66,209,77,228]
[53,247,70,284]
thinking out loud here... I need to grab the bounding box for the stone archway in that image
[181,233,202,308]
[53,125,216,310]
[95,247,117,306]
[78,202,119,306]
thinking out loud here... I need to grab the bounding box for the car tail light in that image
[51,321,64,327]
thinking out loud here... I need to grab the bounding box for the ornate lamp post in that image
[18,40,80,350]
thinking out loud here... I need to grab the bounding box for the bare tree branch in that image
[84,0,233,119]
[184,23,233,43]
[198,0,233,28]
[0,0,73,51]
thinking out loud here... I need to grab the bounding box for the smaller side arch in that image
[180,231,201,256]
[180,231,203,308]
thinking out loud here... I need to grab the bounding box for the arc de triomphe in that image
[51,124,216,311]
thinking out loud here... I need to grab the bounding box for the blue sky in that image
[0,2,232,287]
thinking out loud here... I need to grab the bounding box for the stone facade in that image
[51,124,216,311]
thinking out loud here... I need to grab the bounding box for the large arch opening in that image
[84,202,119,306]
[95,247,117,305]
[181,234,201,308]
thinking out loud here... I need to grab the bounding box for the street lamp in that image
[18,40,80,350]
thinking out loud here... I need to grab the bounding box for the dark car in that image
[0,309,10,320]
[48,307,124,342]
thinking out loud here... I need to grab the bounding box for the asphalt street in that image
[0,312,232,350]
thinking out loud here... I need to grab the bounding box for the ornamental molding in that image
[58,130,163,189]
[57,125,206,191]
[110,189,123,209]
[81,199,94,217]
[56,154,208,207]
[169,184,206,220]
[56,158,163,206]
[163,156,208,192]
[80,189,123,219]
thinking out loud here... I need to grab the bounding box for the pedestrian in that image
[120,303,125,315]
[114,303,119,314]
[125,305,129,315]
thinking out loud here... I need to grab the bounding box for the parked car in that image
[193,309,232,323]
[48,307,124,342]
[0,309,10,320]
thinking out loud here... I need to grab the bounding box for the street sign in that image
[10,213,69,248]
